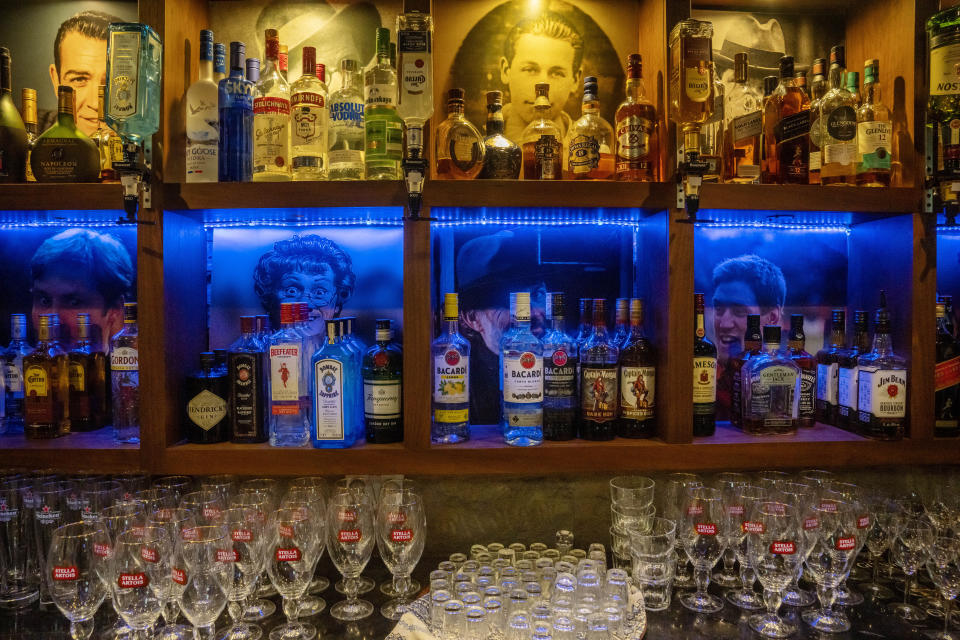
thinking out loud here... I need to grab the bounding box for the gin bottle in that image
[184,352,228,444]
[218,42,254,182]
[364,28,403,180]
[339,318,365,441]
[312,320,358,449]
[479,90,521,179]
[857,292,907,440]
[110,303,139,443]
[327,59,365,180]
[542,292,577,441]
[362,319,403,444]
[564,76,614,179]
[185,30,219,183]
[819,45,857,185]
[23,315,69,439]
[3,314,33,433]
[520,83,561,180]
[815,309,845,425]
[252,29,291,181]
[228,315,267,443]
[435,88,484,179]
[431,293,470,444]
[105,23,162,142]
[268,302,309,447]
[742,325,800,435]
[619,298,655,438]
[580,298,619,441]
[837,310,869,431]
[500,291,543,446]
[291,48,328,181]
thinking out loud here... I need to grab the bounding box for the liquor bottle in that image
[699,70,725,182]
[68,314,97,432]
[252,29,291,181]
[214,42,226,83]
[928,5,960,193]
[742,325,799,436]
[788,314,816,428]
[479,90,521,179]
[246,58,260,85]
[435,88,484,179]
[722,53,762,184]
[31,86,99,182]
[613,298,630,347]
[819,45,858,185]
[268,302,309,447]
[542,292,577,441]
[618,298,655,438]
[213,349,227,376]
[23,315,69,439]
[364,28,404,181]
[693,293,717,437]
[21,88,38,182]
[218,42,254,182]
[808,58,828,184]
[760,75,778,183]
[943,295,957,337]
[857,291,907,440]
[856,60,892,187]
[184,352,228,444]
[362,319,402,444]
[564,76,614,179]
[815,309,845,426]
[668,20,715,143]
[580,298,619,441]
[500,291,543,446]
[105,23,162,141]
[185,30,220,183]
[837,310,869,431]
[3,314,33,433]
[328,58,365,180]
[576,299,593,346]
[770,56,811,184]
[936,303,960,437]
[846,71,862,106]
[0,48,27,183]
[93,86,122,183]
[520,83,562,180]
[290,48,328,181]
[728,314,761,429]
[794,71,808,97]
[396,9,434,140]
[341,318,365,442]
[227,316,267,443]
[614,53,659,182]
[431,293,470,443]
[311,320,357,449]
[111,302,139,443]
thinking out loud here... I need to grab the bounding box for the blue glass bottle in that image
[312,320,357,448]
[218,42,254,182]
[214,42,226,81]
[339,318,365,442]
[500,291,544,446]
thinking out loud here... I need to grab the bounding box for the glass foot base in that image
[802,608,851,633]
[335,577,374,595]
[381,597,411,620]
[218,623,263,640]
[834,587,864,606]
[892,602,929,623]
[749,613,795,638]
[155,624,194,640]
[380,579,421,598]
[783,587,817,607]
[330,598,375,621]
[243,599,277,622]
[267,621,315,640]
[309,577,330,595]
[712,572,741,589]
[726,588,764,611]
[0,588,39,610]
[923,630,960,640]
[679,591,724,614]
[297,596,326,618]
[859,581,895,600]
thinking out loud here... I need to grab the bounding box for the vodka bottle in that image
[290,48,328,181]
[185,30,219,182]
[328,59,365,180]
[252,29,291,181]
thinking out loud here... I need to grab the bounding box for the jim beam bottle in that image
[856,291,907,440]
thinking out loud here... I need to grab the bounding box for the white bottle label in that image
[503,353,543,404]
[692,357,716,403]
[253,97,291,171]
[328,149,363,168]
[858,369,906,418]
[4,361,23,393]
[930,44,960,96]
[816,363,837,404]
[824,142,856,166]
[269,343,300,403]
[837,366,859,410]
[186,141,218,182]
[365,83,396,108]
[433,351,468,403]
[364,380,401,418]
[291,92,327,147]
[111,347,139,371]
[314,359,344,440]
[857,121,892,171]
[731,110,762,144]
[620,366,654,419]
[108,31,141,118]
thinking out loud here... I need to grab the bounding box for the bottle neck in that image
[444,318,459,335]
[344,71,361,92]
[199,59,214,83]
[829,64,846,90]
[695,311,705,339]
[854,328,870,351]
[486,107,505,135]
[551,317,565,332]
[871,329,893,355]
[230,65,244,80]
[830,327,845,348]
[625,76,644,101]
[582,96,599,113]
[864,81,880,105]
[939,315,952,335]
[763,341,780,355]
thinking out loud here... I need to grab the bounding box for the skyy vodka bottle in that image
[500,292,544,446]
[218,42,254,182]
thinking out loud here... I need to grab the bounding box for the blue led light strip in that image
[0,211,124,228]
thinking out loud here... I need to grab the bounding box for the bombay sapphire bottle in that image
[500,291,544,446]
[105,23,162,142]
[312,320,358,449]
[218,42,254,182]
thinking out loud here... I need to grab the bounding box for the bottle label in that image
[838,366,859,410]
[774,111,811,143]
[230,353,261,437]
[186,141,218,181]
[107,31,141,118]
[857,121,891,170]
[824,142,856,165]
[68,362,86,392]
[313,358,344,440]
[434,351,468,403]
[186,91,219,142]
[187,389,227,431]
[363,380,401,419]
[24,365,49,397]
[365,119,404,159]
[291,92,326,148]
[402,60,429,95]
[535,135,560,179]
[732,111,762,144]
[543,350,576,398]
[826,106,857,141]
[328,149,363,168]
[398,30,431,95]
[809,150,822,172]
[269,343,300,410]
[620,366,654,420]
[365,83,395,108]
[936,355,960,391]
[4,362,23,394]
[581,366,617,422]
[810,117,823,149]
[858,368,906,419]
[253,97,291,170]
[568,134,600,174]
[684,66,710,102]
[816,363,838,404]
[434,409,467,423]
[693,357,716,403]
[330,101,364,128]
[503,353,543,404]
[616,115,652,161]
[799,367,816,417]
[749,365,797,426]
[111,347,139,371]
[449,129,481,172]
[930,44,960,96]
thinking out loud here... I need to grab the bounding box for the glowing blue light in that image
[432,207,644,228]
[695,209,852,234]
[197,206,405,228]
[0,210,124,228]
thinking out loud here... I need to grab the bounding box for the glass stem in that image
[161,599,178,624]
[816,584,835,614]
[394,573,411,599]
[695,566,710,598]
[228,600,243,626]
[283,596,299,625]
[739,564,755,593]
[945,599,953,634]
[346,576,360,603]
[69,618,95,640]
[722,548,736,576]
[904,573,912,606]
[871,552,881,584]
[195,624,216,640]
[764,587,782,617]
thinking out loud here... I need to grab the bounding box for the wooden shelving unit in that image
[0,184,124,212]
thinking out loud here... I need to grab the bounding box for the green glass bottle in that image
[364,27,403,180]
[0,47,28,183]
[31,86,99,182]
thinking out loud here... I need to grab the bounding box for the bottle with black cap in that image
[742,324,800,435]
[856,291,907,440]
[760,75,779,183]
[184,351,229,444]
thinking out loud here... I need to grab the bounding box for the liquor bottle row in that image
[0,305,139,442]
[182,303,402,448]
[936,295,960,438]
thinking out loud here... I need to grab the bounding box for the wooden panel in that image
[404,218,432,449]
[639,0,670,182]
[0,184,123,211]
[424,180,674,209]
[911,212,937,438]
[0,429,140,473]
[172,182,407,209]
[698,184,923,213]
[661,211,695,443]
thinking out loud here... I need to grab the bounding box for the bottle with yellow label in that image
[68,314,97,431]
[21,88,37,182]
[23,314,69,439]
[668,19,715,137]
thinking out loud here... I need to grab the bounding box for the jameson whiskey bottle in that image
[0,48,27,183]
[31,86,99,182]
[618,298,655,438]
[692,293,717,437]
[24,315,69,439]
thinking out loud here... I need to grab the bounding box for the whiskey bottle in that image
[185,30,220,183]
[742,325,799,436]
[615,53,658,182]
[227,315,267,443]
[700,69,725,182]
[364,28,404,181]
[936,302,960,437]
[788,315,816,428]
[218,42,254,182]
[819,45,858,185]
[184,352,228,444]
[23,315,69,439]
[794,71,808,98]
[693,293,717,437]
[479,90,521,179]
[31,86,99,182]
[93,86,122,183]
[435,88,484,179]
[943,295,957,337]
[856,60,892,187]
[580,298,618,440]
[3,314,33,433]
[312,320,359,449]
[808,58,828,184]
[760,75,778,183]
[618,298,655,438]
[501,292,544,446]
[269,302,310,447]
[837,310,869,431]
[21,88,37,182]
[857,291,907,440]
[0,48,27,183]
[564,76,614,179]
[291,48,328,181]
[252,29,292,181]
[722,53,762,184]
[542,292,578,441]
[111,302,139,443]
[771,56,811,184]
[728,314,761,428]
[520,83,562,180]
[668,20,715,136]
[815,309,845,426]
[431,293,470,443]
[362,319,403,444]
[846,71,862,106]
[68,314,97,432]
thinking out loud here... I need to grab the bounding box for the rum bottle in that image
[614,298,630,347]
[936,302,960,437]
[500,292,544,446]
[728,314,761,428]
[808,58,828,184]
[479,90,521,179]
[184,352,228,444]
[312,320,357,449]
[520,83,562,180]
[435,88,484,179]
[364,28,403,180]
[580,298,618,440]
[771,56,810,184]
[857,291,907,440]
[693,293,717,437]
[815,309,845,426]
[431,293,470,443]
[110,302,139,443]
[291,48,328,181]
[618,298,655,438]
[24,315,69,439]
[788,314,816,428]
[0,47,27,183]
[268,302,309,447]
[218,42,254,182]
[252,29,291,181]
[542,292,578,441]
[819,45,858,185]
[564,76,614,179]
[362,319,403,444]
[856,59,892,187]
[3,314,33,433]
[185,29,219,183]
[615,53,658,182]
[68,314,97,432]
[228,315,267,443]
[722,53,762,183]
[742,325,799,436]
[837,310,869,431]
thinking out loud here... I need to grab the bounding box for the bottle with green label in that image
[819,45,857,185]
[364,28,403,180]
[856,60,892,187]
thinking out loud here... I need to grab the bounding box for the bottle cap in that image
[326,319,338,341]
[790,314,804,328]
[546,292,564,320]
[301,46,316,76]
[200,30,214,62]
[626,53,642,79]
[629,298,644,325]
[245,58,260,83]
[57,85,75,115]
[376,318,392,342]
[10,314,26,339]
[694,292,705,312]
[97,84,107,119]
[37,314,51,341]
[762,325,781,345]
[123,302,137,323]
[278,44,288,72]
[514,292,531,321]
[875,290,890,331]
[240,315,255,334]
[734,52,748,83]
[443,293,459,321]
[21,88,37,124]
[763,76,778,96]
[255,315,270,333]
[448,87,465,102]
[812,58,827,77]
[616,298,629,322]
[264,29,280,60]
[214,42,226,72]
[229,42,246,71]
[831,309,845,329]
[486,90,503,106]
[340,58,359,74]
[778,56,794,79]
[830,45,845,68]
[280,302,294,326]
[200,351,216,368]
[580,298,593,320]
[76,313,91,339]
[846,71,859,90]
[534,83,550,106]
[592,298,607,327]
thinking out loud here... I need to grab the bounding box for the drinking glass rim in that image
[628,516,676,538]
[610,476,655,491]
[53,520,105,540]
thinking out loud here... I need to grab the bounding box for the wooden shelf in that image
[697,184,923,214]
[169,181,408,210]
[0,184,124,211]
[0,427,141,472]
[423,180,676,210]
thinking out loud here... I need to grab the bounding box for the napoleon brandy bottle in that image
[228,315,267,443]
[788,315,816,428]
[185,352,228,444]
[693,293,717,437]
[618,298,655,438]
[815,309,845,426]
[31,86,99,182]
[24,315,69,439]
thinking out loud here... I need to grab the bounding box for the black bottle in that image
[184,351,228,444]
[228,316,267,443]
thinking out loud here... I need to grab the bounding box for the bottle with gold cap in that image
[23,314,70,439]
[68,314,97,431]
[93,85,122,183]
[618,298,655,438]
[0,48,28,182]
[31,86,99,182]
[21,88,37,182]
[431,293,470,443]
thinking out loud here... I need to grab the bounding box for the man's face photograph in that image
[50,30,107,137]
[713,280,760,365]
[500,32,580,124]
[32,264,121,346]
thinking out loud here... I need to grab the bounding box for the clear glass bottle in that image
[500,291,543,446]
[218,42,254,182]
[184,352,228,445]
[668,19,715,136]
[0,47,27,183]
[808,58,828,184]
[520,83,562,180]
[615,53,659,182]
[396,10,434,131]
[722,53,762,184]
[23,315,69,439]
[252,29,291,182]
[431,293,470,444]
[837,310,869,431]
[21,88,38,183]
[856,59,892,187]
[31,86,99,182]
[742,325,799,436]
[327,58,365,180]
[68,314,97,432]
[185,30,220,183]
[435,88,484,179]
[564,76,614,179]
[111,303,139,443]
[819,45,858,185]
[728,314,761,429]
[580,298,619,441]
[614,298,630,347]
[618,298,655,438]
[364,28,404,181]
[339,317,365,442]
[542,292,577,441]
[268,302,309,447]
[3,314,33,434]
[788,314,816,429]
[479,90,521,179]
[93,86,122,183]
[291,48,328,181]
[928,5,960,195]
[362,318,402,444]
[693,293,717,437]
[214,42,226,83]
[278,44,288,81]
[857,292,907,440]
[311,320,358,449]
[815,309,845,426]
[105,23,162,142]
[228,315,267,444]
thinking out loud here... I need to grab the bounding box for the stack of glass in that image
[608,476,656,569]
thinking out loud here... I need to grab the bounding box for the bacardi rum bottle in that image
[111,303,139,443]
[431,294,470,443]
[252,29,291,181]
[500,292,543,446]
[856,292,907,440]
[542,292,577,441]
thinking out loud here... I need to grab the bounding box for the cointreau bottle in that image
[693,293,717,437]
